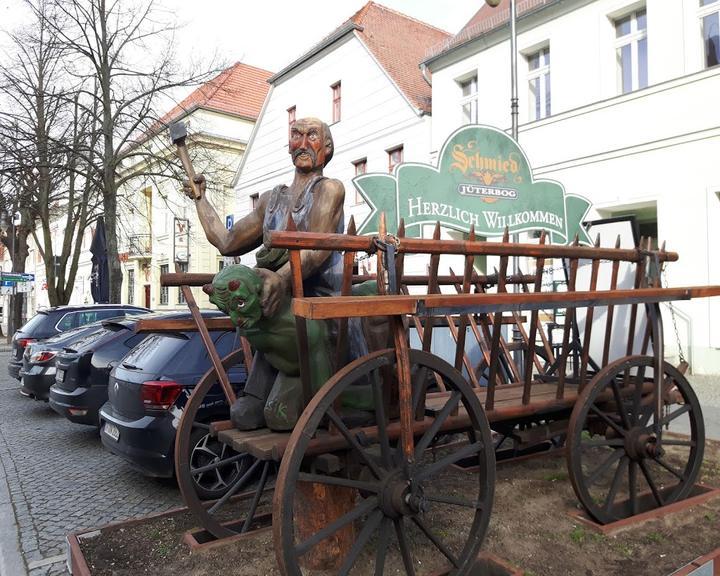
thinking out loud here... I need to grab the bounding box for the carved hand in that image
[255,267,287,318]
[182,174,207,200]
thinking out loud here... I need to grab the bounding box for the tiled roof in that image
[425,0,559,64]
[159,62,273,125]
[269,2,450,115]
[350,2,450,113]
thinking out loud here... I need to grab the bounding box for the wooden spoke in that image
[415,442,483,482]
[661,439,695,447]
[370,371,392,469]
[295,497,378,557]
[373,518,392,576]
[611,379,632,430]
[638,459,664,507]
[652,457,686,481]
[337,510,384,576]
[580,438,625,448]
[190,452,248,476]
[208,458,262,515]
[297,472,381,494]
[326,407,384,479]
[658,404,691,427]
[423,493,484,509]
[585,448,625,487]
[589,404,627,438]
[603,456,628,513]
[414,392,462,457]
[394,518,417,576]
[241,461,271,533]
[411,515,460,568]
[629,461,638,516]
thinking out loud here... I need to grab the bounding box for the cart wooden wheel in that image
[567,355,704,524]
[175,348,273,539]
[274,349,495,576]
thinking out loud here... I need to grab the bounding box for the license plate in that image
[56,370,65,383]
[104,422,120,442]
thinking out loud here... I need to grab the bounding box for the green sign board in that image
[353,125,592,245]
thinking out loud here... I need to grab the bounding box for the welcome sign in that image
[353,125,592,245]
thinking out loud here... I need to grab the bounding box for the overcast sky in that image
[172,1,478,73]
[0,1,479,73]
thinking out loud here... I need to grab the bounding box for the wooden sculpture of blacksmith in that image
[185,117,345,431]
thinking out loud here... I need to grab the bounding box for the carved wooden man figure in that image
[186,117,345,430]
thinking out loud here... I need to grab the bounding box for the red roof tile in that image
[160,62,272,125]
[349,2,451,114]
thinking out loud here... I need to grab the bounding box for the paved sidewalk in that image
[0,352,181,576]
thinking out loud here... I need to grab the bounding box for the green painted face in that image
[203,265,263,330]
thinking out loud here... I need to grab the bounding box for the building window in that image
[127,269,135,304]
[353,159,367,204]
[176,262,187,304]
[388,146,403,173]
[159,264,169,305]
[701,0,720,68]
[527,47,551,120]
[250,193,259,209]
[287,106,296,138]
[615,9,647,93]
[458,74,478,124]
[331,82,341,123]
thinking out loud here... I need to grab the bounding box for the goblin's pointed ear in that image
[202,284,214,295]
[228,279,240,292]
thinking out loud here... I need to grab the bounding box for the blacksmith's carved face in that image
[289,117,333,171]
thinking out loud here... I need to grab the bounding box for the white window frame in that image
[457,73,478,125]
[352,159,367,205]
[699,0,720,68]
[527,46,551,121]
[614,8,648,94]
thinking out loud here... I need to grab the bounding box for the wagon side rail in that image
[270,226,719,418]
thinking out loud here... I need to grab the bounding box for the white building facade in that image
[424,0,720,372]
[233,3,450,245]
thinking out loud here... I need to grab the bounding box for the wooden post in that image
[295,481,356,570]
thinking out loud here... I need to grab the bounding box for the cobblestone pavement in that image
[0,351,181,576]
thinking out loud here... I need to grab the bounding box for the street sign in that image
[0,273,34,282]
[226,214,234,230]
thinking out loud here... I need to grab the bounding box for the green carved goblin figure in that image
[204,264,372,430]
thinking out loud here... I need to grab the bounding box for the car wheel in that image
[188,425,252,500]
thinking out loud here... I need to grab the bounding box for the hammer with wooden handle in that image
[169,121,201,200]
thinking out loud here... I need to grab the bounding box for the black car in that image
[9,304,150,380]
[50,311,197,426]
[99,311,247,499]
[20,323,109,400]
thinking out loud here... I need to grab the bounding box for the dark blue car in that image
[99,311,247,499]
[49,312,191,426]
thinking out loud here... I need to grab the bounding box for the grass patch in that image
[543,471,568,482]
[569,526,604,546]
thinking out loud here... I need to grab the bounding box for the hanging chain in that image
[662,266,686,364]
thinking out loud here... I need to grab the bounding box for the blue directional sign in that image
[226,215,234,230]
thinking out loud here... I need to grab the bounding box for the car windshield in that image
[62,326,118,353]
[44,323,102,344]
[18,312,50,333]
[120,333,188,372]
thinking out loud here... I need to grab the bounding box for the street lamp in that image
[484,0,518,140]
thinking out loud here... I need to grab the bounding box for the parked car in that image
[99,311,248,499]
[20,323,109,400]
[50,311,195,426]
[9,304,150,381]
